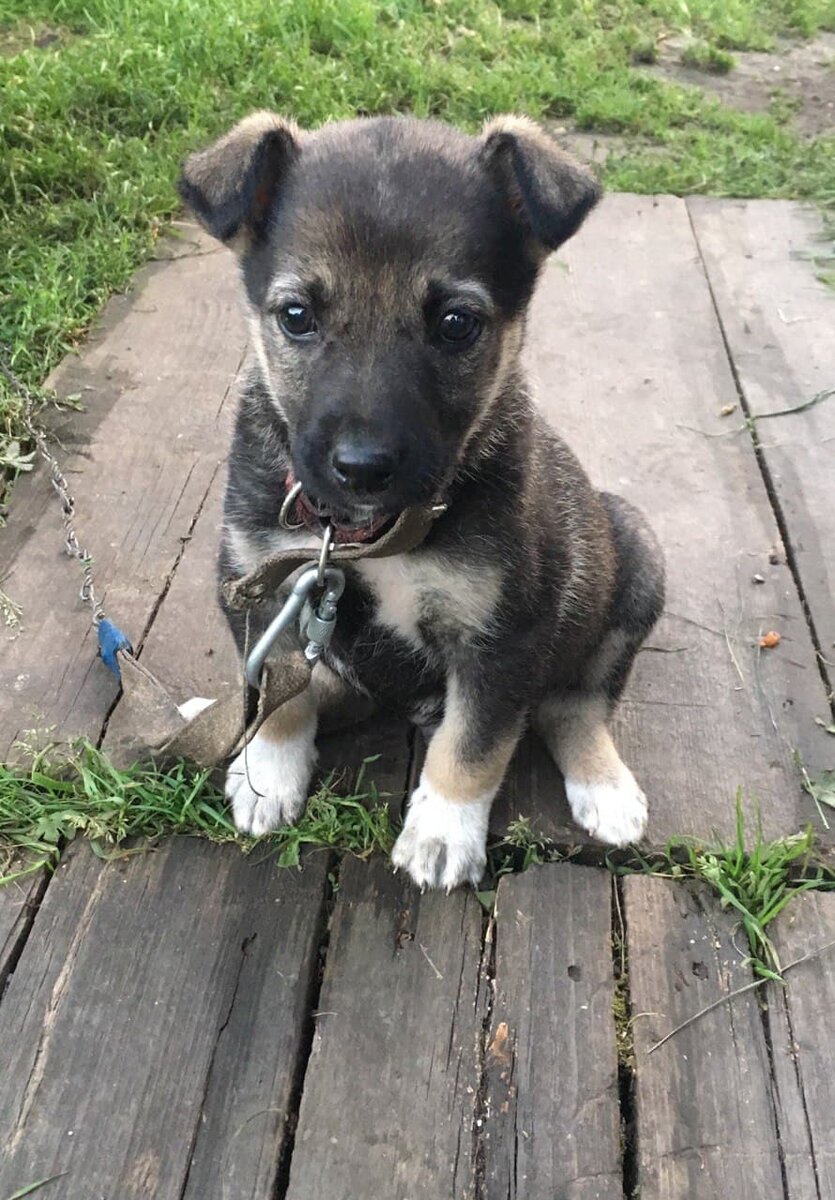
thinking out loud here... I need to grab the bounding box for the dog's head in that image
[180,113,599,524]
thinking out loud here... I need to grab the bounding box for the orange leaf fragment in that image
[760,631,781,649]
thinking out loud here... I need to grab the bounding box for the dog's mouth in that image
[285,473,395,545]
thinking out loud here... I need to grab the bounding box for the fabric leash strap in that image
[222,502,442,610]
[118,650,312,769]
[118,500,443,767]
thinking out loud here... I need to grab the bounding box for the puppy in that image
[179,112,665,890]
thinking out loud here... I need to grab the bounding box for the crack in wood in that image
[765,981,824,1200]
[270,857,340,1200]
[613,875,639,1200]
[757,990,795,1200]
[177,930,259,1199]
[471,910,497,1200]
[0,870,51,1003]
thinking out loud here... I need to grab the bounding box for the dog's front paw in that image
[225,729,315,837]
[392,783,489,892]
[566,767,647,847]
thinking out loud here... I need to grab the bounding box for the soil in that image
[643,32,835,138]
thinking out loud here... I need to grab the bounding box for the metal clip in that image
[245,564,345,687]
[317,523,335,588]
[278,479,305,530]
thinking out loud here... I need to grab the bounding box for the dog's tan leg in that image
[536,693,647,846]
[392,677,523,890]
[226,686,318,836]
[225,662,359,837]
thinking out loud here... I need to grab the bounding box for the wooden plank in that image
[624,874,784,1199]
[179,852,330,1200]
[688,198,835,670]
[0,226,245,758]
[495,193,832,846]
[482,863,623,1199]
[0,838,329,1200]
[766,890,835,1199]
[284,856,485,1199]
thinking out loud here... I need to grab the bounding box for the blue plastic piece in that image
[97,618,133,678]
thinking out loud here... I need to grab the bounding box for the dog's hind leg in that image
[536,493,664,847]
[536,691,648,846]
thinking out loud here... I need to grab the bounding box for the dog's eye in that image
[438,308,482,346]
[277,303,317,340]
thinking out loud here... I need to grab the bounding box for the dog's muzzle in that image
[280,473,395,545]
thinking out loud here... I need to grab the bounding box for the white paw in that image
[225,728,316,837]
[566,768,648,847]
[391,782,490,891]
[177,696,216,720]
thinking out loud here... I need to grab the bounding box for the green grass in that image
[1,1176,66,1200]
[0,740,395,885]
[614,794,828,978]
[0,0,834,483]
[680,41,737,73]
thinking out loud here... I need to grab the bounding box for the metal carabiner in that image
[244,564,345,687]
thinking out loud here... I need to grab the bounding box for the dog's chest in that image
[355,554,501,650]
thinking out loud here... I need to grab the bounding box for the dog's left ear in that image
[479,115,601,252]
[178,111,301,248]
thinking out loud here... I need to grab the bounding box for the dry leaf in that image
[487,1021,512,1067]
[804,769,835,811]
[759,631,781,649]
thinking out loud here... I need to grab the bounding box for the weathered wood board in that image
[497,193,833,848]
[0,839,329,1200]
[284,856,485,1199]
[482,864,623,1199]
[0,229,245,760]
[766,890,835,1199]
[624,874,784,1199]
[689,198,835,678]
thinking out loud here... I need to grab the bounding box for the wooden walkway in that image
[1,195,834,1198]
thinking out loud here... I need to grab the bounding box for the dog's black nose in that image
[331,438,396,494]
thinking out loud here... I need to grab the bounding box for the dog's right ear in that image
[479,115,601,254]
[178,112,301,247]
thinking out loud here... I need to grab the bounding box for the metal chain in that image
[0,351,106,626]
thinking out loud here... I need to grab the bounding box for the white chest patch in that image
[226,524,321,577]
[356,554,501,648]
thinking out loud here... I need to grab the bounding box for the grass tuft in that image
[0,740,394,885]
[613,792,826,979]
[681,41,737,74]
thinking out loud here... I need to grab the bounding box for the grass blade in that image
[3,1176,67,1200]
